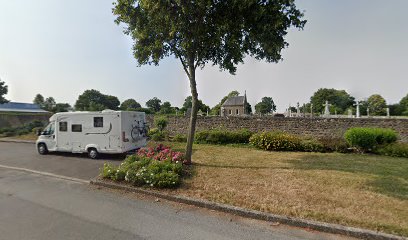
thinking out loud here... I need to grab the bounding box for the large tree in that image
[400,94,408,116]
[113,0,306,163]
[146,97,162,112]
[160,101,176,114]
[255,97,276,115]
[120,98,142,110]
[43,97,56,112]
[181,96,209,114]
[75,89,120,111]
[310,88,355,114]
[367,94,386,116]
[33,94,45,107]
[0,79,9,104]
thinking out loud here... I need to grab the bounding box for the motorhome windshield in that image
[42,122,55,135]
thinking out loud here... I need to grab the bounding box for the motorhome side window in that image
[72,124,82,132]
[94,117,103,128]
[59,122,67,132]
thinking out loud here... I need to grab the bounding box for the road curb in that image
[0,139,35,144]
[90,178,406,240]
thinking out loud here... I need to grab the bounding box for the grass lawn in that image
[149,141,408,237]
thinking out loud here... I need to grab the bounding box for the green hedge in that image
[344,127,398,152]
[376,143,408,158]
[194,129,252,145]
[249,131,302,151]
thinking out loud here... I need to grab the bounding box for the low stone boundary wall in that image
[147,115,408,142]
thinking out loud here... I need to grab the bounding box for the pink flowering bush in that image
[137,144,185,163]
[101,144,185,188]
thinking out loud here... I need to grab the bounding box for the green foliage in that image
[113,0,306,162]
[100,146,184,188]
[151,131,166,141]
[100,163,117,179]
[0,79,8,104]
[148,128,160,136]
[367,94,387,116]
[255,97,276,114]
[194,129,252,145]
[300,139,324,152]
[53,103,72,113]
[181,96,210,114]
[250,132,302,151]
[0,120,45,137]
[146,97,162,112]
[344,127,398,152]
[388,103,405,116]
[376,143,408,158]
[148,128,165,141]
[318,137,350,153]
[33,94,45,107]
[120,99,141,110]
[154,116,168,132]
[159,101,176,114]
[399,94,408,116]
[372,128,398,145]
[173,134,187,143]
[75,89,120,111]
[310,88,355,114]
[43,97,56,112]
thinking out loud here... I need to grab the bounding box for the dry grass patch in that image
[150,142,408,237]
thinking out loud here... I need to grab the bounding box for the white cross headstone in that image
[296,102,301,117]
[367,108,370,117]
[323,101,331,117]
[310,103,313,118]
[386,107,390,117]
[356,102,360,118]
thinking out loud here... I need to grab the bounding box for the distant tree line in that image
[1,79,407,116]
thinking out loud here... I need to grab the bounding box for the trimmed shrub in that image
[154,116,168,132]
[148,128,160,137]
[372,128,398,145]
[151,131,165,141]
[300,139,324,152]
[194,129,252,145]
[344,127,398,152]
[318,137,350,153]
[249,131,302,151]
[376,143,408,158]
[173,133,187,142]
[100,163,117,179]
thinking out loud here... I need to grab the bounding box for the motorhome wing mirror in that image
[36,129,42,136]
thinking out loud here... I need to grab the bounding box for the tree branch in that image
[172,47,190,78]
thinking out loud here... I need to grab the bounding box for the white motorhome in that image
[36,110,148,159]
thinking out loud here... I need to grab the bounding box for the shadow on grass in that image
[286,153,408,200]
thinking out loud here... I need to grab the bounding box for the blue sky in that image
[0,0,407,112]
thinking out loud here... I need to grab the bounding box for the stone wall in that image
[147,115,408,142]
[0,113,51,128]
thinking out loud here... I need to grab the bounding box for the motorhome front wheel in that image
[88,148,99,159]
[37,143,48,155]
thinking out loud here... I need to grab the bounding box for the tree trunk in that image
[185,60,198,164]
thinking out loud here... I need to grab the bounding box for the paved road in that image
[0,168,356,240]
[0,141,122,180]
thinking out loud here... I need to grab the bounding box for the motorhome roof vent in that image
[101,109,115,113]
